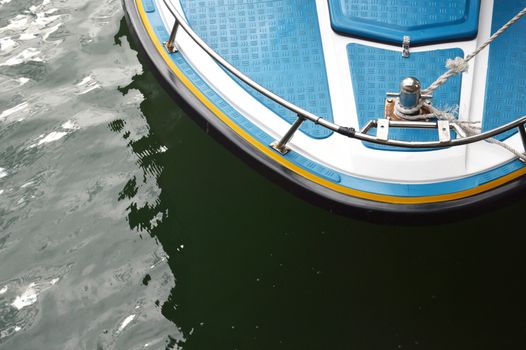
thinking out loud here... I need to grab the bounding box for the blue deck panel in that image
[142,0,525,197]
[179,0,334,139]
[143,0,155,12]
[329,0,480,45]
[482,0,526,141]
[347,44,464,151]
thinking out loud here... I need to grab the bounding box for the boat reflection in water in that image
[112,20,526,350]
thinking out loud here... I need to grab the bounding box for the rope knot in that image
[446,57,469,74]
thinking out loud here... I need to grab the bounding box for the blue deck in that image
[482,0,526,141]
[329,0,481,45]
[138,0,526,198]
[179,0,334,139]
[347,44,464,151]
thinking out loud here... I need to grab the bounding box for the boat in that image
[123,0,526,216]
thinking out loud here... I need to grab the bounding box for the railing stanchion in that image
[271,115,306,155]
[519,123,526,152]
[165,19,179,53]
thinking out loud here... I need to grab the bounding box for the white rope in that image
[428,106,481,137]
[398,106,526,162]
[393,7,526,161]
[422,6,526,95]
[409,6,526,161]
[487,138,526,162]
[445,57,470,74]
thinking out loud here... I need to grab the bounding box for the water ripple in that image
[0,0,177,348]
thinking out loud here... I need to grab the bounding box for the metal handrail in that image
[159,0,526,153]
[358,117,526,148]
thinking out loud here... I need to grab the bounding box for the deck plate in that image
[329,0,481,45]
[347,44,464,151]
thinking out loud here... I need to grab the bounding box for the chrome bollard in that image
[399,77,421,111]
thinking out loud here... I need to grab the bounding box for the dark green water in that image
[1,1,526,349]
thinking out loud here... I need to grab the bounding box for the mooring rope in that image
[399,6,526,162]
[430,107,526,162]
[422,6,526,95]
[487,138,526,162]
[431,107,526,162]
[396,103,526,162]
[414,106,526,162]
[428,106,481,135]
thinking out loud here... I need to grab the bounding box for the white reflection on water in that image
[0,102,29,120]
[10,283,38,310]
[0,0,178,347]
[10,278,60,310]
[117,314,136,333]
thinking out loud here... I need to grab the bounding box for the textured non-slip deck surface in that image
[482,0,526,141]
[137,0,526,197]
[347,44,463,151]
[179,0,334,139]
[329,0,480,45]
